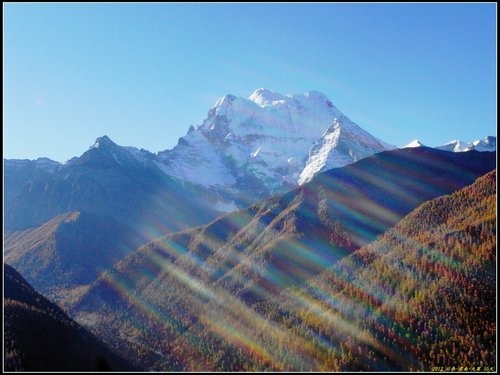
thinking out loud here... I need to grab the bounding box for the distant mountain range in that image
[404,135,496,152]
[4,263,135,371]
[5,89,494,233]
[4,134,217,232]
[5,89,396,225]
[3,89,393,302]
[4,136,220,301]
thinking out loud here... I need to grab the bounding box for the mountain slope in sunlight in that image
[4,263,136,371]
[267,169,496,371]
[4,211,142,304]
[68,148,495,371]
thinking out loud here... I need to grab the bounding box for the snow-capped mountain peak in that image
[404,139,426,148]
[435,140,469,152]
[468,136,496,152]
[6,89,398,217]
[74,135,157,170]
[214,94,238,108]
[297,116,394,184]
[402,136,496,152]
[157,89,394,210]
[435,136,496,152]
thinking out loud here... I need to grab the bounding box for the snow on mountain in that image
[157,89,394,208]
[158,89,339,189]
[435,140,469,152]
[298,117,394,184]
[90,135,114,149]
[467,136,496,152]
[74,135,140,167]
[248,88,288,107]
[6,89,395,216]
[13,88,491,219]
[123,146,155,165]
[404,139,426,148]
[434,136,496,152]
[402,136,496,153]
[74,135,159,170]
[157,128,237,188]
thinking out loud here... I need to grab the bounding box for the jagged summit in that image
[157,89,394,210]
[213,94,238,108]
[469,135,496,151]
[297,117,394,184]
[91,135,116,149]
[403,136,496,152]
[435,139,470,152]
[28,89,500,219]
[7,87,493,219]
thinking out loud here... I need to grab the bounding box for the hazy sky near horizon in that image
[4,3,496,162]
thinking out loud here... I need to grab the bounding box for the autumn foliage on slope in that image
[68,161,495,370]
[271,169,496,370]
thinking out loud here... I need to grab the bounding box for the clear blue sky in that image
[4,3,496,162]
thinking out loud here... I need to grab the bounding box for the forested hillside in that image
[68,167,496,370]
[266,169,496,371]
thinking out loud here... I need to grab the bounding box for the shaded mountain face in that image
[4,263,136,371]
[68,148,495,371]
[4,136,221,301]
[3,137,225,305]
[3,89,393,305]
[4,135,217,233]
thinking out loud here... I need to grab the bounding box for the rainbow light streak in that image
[163,255,340,369]
[101,270,180,334]
[88,146,495,370]
[285,286,411,367]
[98,233,376,370]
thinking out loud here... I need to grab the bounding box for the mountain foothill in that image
[4,263,135,371]
[3,89,496,371]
